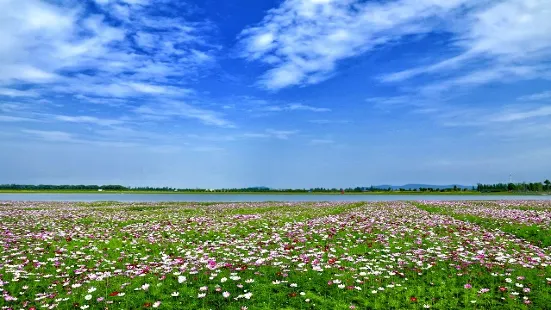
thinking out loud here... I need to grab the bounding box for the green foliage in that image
[478,181,550,193]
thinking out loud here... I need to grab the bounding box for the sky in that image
[1,0,550,188]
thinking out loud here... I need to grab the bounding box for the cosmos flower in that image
[1,200,550,309]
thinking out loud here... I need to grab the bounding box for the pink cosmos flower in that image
[207,259,217,270]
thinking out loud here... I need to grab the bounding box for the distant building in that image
[98,189,103,192]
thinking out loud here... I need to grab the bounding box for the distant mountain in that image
[372,184,472,190]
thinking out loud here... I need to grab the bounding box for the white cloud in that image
[262,103,331,112]
[417,65,544,95]
[365,96,421,110]
[237,0,476,89]
[134,101,234,128]
[266,129,298,140]
[518,90,551,101]
[0,103,24,112]
[381,0,551,83]
[0,88,38,97]
[288,104,331,112]
[0,115,37,122]
[22,129,74,142]
[489,106,551,122]
[0,0,216,103]
[54,115,125,127]
[1,65,59,83]
[52,80,190,99]
[20,128,144,147]
[420,101,551,141]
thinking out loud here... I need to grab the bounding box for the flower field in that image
[1,200,550,309]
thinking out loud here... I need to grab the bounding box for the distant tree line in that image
[477,180,551,192]
[0,184,127,190]
[0,184,466,192]
[1,181,549,192]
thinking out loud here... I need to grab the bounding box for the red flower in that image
[410,296,418,303]
[143,302,151,308]
[109,291,119,296]
[288,292,297,298]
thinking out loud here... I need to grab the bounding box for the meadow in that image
[0,200,550,309]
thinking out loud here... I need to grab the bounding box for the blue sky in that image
[1,0,550,188]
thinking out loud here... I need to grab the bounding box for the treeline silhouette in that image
[477,180,551,192]
[0,181,549,192]
[0,184,466,192]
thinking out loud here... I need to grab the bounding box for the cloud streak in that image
[262,103,331,113]
[237,0,476,90]
[0,0,217,122]
[381,0,551,84]
[134,101,234,128]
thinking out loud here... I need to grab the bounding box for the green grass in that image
[1,201,550,309]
